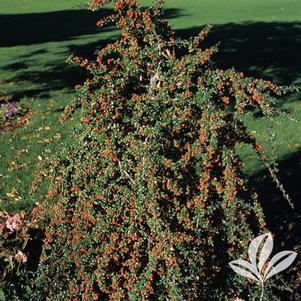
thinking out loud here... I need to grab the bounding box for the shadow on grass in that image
[1,31,119,101]
[249,151,301,300]
[0,8,182,47]
[176,21,301,87]
[1,61,91,101]
[3,59,98,101]
[3,19,301,101]
[0,8,182,100]
[2,9,300,85]
[0,9,114,47]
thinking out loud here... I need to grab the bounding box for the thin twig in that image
[118,160,136,185]
[264,161,294,209]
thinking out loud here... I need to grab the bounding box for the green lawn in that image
[0,0,301,212]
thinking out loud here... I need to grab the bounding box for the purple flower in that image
[4,102,17,118]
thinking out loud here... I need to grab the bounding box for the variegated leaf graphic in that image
[248,233,272,273]
[264,250,297,280]
[230,232,297,301]
[258,233,273,274]
[229,259,261,283]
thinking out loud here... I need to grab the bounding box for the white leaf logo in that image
[229,259,261,283]
[264,251,297,280]
[229,232,297,300]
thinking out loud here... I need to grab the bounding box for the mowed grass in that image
[0,0,301,212]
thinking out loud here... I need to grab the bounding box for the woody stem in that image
[259,281,265,301]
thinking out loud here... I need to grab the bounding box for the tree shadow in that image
[0,8,182,48]
[1,29,122,101]
[0,9,114,47]
[176,22,301,87]
[2,61,85,101]
[0,8,182,100]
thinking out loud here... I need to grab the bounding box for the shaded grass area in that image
[0,9,113,47]
[178,22,301,85]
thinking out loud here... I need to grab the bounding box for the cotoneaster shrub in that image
[34,1,296,300]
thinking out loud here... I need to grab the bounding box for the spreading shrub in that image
[33,0,296,300]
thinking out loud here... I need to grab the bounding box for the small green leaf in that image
[0,289,6,301]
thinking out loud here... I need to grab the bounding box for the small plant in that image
[0,98,28,125]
